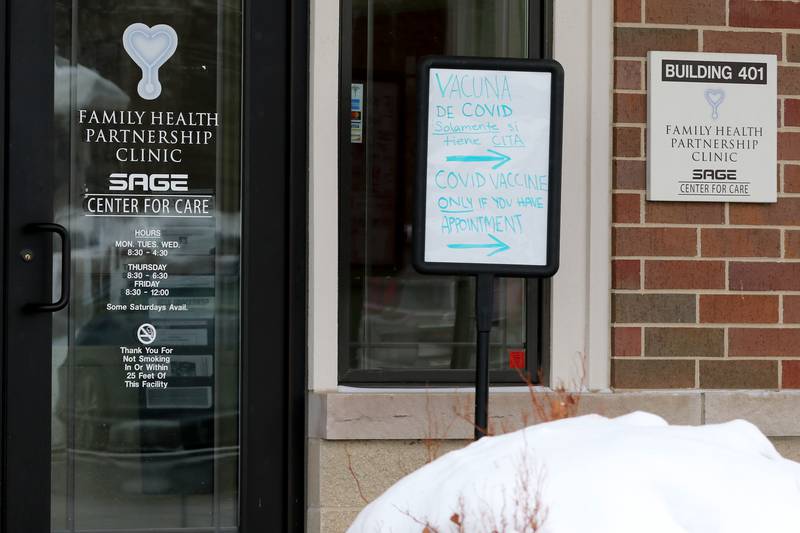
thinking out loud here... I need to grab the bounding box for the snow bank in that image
[348,412,800,533]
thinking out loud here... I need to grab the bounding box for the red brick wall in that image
[612,0,800,389]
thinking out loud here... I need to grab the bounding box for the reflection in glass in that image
[347,0,531,374]
[52,1,241,530]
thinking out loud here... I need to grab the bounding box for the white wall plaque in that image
[647,51,777,203]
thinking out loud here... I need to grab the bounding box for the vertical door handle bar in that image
[24,222,70,312]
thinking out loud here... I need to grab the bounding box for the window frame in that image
[337,0,553,386]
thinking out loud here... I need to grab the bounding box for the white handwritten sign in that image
[420,67,554,270]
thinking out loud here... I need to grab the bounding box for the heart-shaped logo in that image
[123,23,178,100]
[704,88,725,120]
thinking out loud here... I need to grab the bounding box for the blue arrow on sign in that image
[447,234,511,257]
[446,149,511,170]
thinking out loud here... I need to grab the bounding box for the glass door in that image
[50,0,242,531]
[0,0,316,530]
[4,0,305,529]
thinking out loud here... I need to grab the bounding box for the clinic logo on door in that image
[122,23,178,100]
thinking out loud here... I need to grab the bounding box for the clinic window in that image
[339,0,551,385]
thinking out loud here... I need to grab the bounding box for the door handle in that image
[24,222,70,312]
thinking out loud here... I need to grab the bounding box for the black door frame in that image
[2,0,56,530]
[241,0,308,531]
[0,0,308,531]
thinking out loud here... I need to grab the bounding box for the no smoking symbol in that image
[137,323,157,345]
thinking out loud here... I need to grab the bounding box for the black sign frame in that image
[413,56,564,278]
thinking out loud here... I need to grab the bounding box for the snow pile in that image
[348,412,800,533]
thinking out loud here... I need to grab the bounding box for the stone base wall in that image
[307,439,470,533]
[308,435,800,533]
[307,391,800,532]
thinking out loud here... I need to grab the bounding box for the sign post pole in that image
[474,273,494,439]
